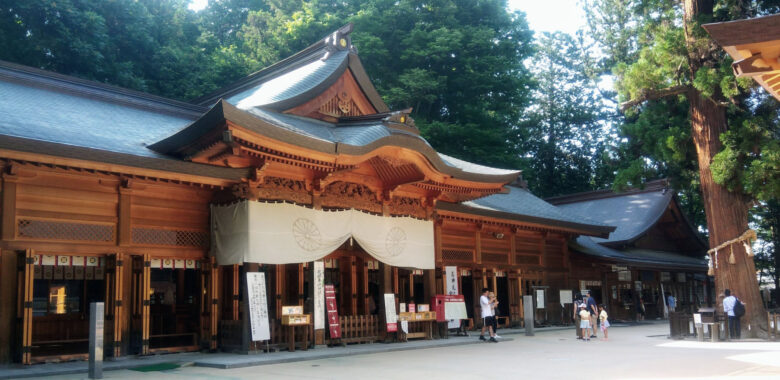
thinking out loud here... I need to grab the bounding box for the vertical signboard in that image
[536,289,545,309]
[445,266,459,328]
[325,284,341,338]
[445,266,458,295]
[314,261,325,330]
[384,293,398,332]
[246,272,270,341]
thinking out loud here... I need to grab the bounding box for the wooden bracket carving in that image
[732,53,780,77]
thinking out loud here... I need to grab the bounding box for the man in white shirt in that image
[479,288,498,343]
[722,289,740,339]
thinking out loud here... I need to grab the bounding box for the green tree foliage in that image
[235,0,535,168]
[518,32,616,197]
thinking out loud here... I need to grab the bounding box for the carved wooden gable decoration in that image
[284,70,377,121]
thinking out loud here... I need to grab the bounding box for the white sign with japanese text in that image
[314,261,325,330]
[246,272,270,341]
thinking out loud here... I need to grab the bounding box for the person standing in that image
[489,291,501,339]
[573,293,583,339]
[479,288,498,343]
[722,289,741,340]
[586,292,598,338]
[667,294,676,313]
[599,305,610,340]
[578,304,591,341]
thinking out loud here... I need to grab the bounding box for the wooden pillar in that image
[539,234,548,285]
[232,264,240,320]
[517,270,524,322]
[118,184,132,246]
[0,251,17,363]
[110,253,124,358]
[350,258,357,315]
[275,264,283,319]
[475,230,482,265]
[140,253,151,355]
[434,223,443,264]
[17,249,34,364]
[1,172,17,241]
[378,262,393,340]
[509,233,516,266]
[298,263,305,307]
[209,257,219,350]
[423,269,436,303]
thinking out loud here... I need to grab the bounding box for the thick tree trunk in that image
[685,0,767,337]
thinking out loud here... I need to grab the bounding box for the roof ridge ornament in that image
[322,23,355,61]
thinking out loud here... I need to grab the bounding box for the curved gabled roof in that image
[193,24,390,113]
[149,100,521,184]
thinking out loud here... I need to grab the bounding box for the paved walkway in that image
[12,321,780,380]
[0,321,654,379]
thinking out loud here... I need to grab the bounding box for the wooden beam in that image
[0,149,237,188]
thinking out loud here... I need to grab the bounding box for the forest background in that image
[0,0,777,305]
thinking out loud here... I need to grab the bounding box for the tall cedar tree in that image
[589,0,780,335]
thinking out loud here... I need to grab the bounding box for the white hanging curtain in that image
[211,201,434,269]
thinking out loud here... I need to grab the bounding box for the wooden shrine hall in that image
[547,181,712,321]
[0,23,705,365]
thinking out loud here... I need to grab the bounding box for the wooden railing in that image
[336,315,380,344]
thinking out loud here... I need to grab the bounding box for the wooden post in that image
[140,254,150,356]
[209,257,219,350]
[17,249,34,364]
[475,230,482,265]
[434,223,443,264]
[275,264,284,319]
[298,263,305,307]
[1,173,17,241]
[232,264,240,320]
[0,250,17,363]
[111,253,124,358]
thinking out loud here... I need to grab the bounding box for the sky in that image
[189,1,589,36]
[508,0,588,35]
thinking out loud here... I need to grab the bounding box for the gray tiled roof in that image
[555,190,673,244]
[468,186,613,228]
[571,235,707,269]
[435,186,615,236]
[227,50,350,110]
[0,80,192,159]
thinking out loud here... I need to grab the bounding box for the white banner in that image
[246,272,270,341]
[314,261,325,330]
[445,266,458,295]
[212,201,434,268]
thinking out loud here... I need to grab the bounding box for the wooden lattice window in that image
[18,219,114,242]
[482,253,507,264]
[515,255,540,265]
[132,227,209,248]
[442,249,473,262]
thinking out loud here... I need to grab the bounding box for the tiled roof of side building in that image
[549,183,674,245]
[571,236,708,270]
[436,185,616,237]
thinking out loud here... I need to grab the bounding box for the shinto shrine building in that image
[0,24,709,364]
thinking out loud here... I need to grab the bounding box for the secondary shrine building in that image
[0,24,709,365]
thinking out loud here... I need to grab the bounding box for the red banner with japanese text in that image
[325,285,341,338]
